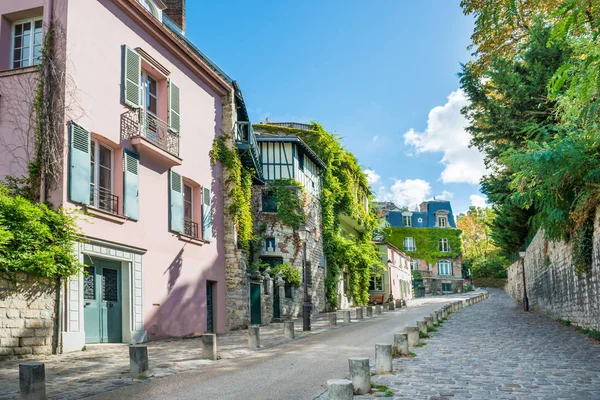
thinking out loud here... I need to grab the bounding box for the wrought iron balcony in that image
[90,186,119,215]
[137,109,179,157]
[183,218,199,239]
[234,121,262,179]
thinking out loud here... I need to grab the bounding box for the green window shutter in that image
[168,80,180,134]
[121,45,141,108]
[68,122,91,205]
[202,186,212,242]
[123,150,140,220]
[169,169,183,233]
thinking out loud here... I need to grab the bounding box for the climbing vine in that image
[385,227,463,265]
[210,135,254,250]
[269,179,305,230]
[270,263,301,286]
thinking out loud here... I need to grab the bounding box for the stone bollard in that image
[431,312,438,325]
[248,325,260,349]
[425,316,433,329]
[284,321,295,339]
[417,320,427,336]
[201,333,217,360]
[327,379,353,400]
[389,302,395,311]
[406,326,420,347]
[348,357,371,395]
[375,344,393,373]
[329,312,338,326]
[393,333,409,357]
[129,345,149,378]
[19,362,46,400]
[383,304,389,313]
[366,306,373,317]
[396,299,402,309]
[344,310,351,324]
[376,305,382,315]
[356,307,364,320]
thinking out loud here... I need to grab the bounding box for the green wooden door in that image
[84,257,122,343]
[250,283,261,325]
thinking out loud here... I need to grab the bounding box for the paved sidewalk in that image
[0,304,418,400]
[371,289,600,399]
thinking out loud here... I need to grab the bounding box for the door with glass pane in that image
[83,256,122,343]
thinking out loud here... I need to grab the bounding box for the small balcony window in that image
[183,183,199,239]
[90,141,118,214]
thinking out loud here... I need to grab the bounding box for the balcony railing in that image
[233,121,263,179]
[183,218,199,239]
[90,186,119,215]
[137,109,179,157]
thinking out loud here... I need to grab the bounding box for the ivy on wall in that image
[269,179,306,230]
[385,227,463,265]
[270,263,301,286]
[210,135,254,250]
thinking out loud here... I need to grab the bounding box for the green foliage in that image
[463,284,473,292]
[414,342,427,347]
[0,186,81,277]
[270,263,301,286]
[255,123,382,308]
[210,135,254,250]
[383,390,394,397]
[269,179,305,230]
[409,351,416,357]
[419,331,428,339]
[470,252,508,279]
[411,269,422,280]
[385,227,462,264]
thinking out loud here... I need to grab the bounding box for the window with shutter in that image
[202,187,212,242]
[169,80,180,134]
[68,123,91,205]
[169,170,183,233]
[121,45,141,108]
[124,150,140,220]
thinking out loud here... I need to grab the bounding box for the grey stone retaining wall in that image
[506,213,600,330]
[0,273,58,359]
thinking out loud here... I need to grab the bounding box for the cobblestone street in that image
[371,289,600,400]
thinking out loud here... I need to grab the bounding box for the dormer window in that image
[403,215,412,227]
[138,0,162,19]
[438,216,448,227]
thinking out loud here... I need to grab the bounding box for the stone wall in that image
[0,273,58,360]
[505,214,600,330]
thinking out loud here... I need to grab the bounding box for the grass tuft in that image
[409,351,417,357]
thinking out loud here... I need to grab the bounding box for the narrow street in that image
[88,301,453,400]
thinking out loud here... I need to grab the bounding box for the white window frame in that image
[370,275,384,291]
[403,215,412,227]
[411,260,419,271]
[438,216,448,227]
[10,17,44,69]
[90,140,114,211]
[439,238,450,252]
[183,183,193,220]
[438,260,452,276]
[404,237,416,252]
[141,71,159,117]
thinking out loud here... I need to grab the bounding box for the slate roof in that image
[384,200,457,229]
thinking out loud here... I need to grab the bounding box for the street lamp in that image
[518,250,529,312]
[297,225,313,331]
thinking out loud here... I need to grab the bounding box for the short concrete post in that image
[383,304,389,312]
[395,299,402,308]
[248,325,260,349]
[284,321,295,339]
[201,333,217,360]
[366,306,373,317]
[129,345,149,378]
[393,333,409,357]
[436,311,443,322]
[389,302,395,311]
[343,310,351,324]
[19,362,46,400]
[327,379,353,400]
[417,320,427,336]
[375,343,393,373]
[348,357,371,395]
[356,307,364,319]
[376,305,382,315]
[406,326,420,347]
[425,316,433,329]
[441,309,447,319]
[431,312,438,325]
[329,312,338,326]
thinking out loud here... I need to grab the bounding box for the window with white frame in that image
[411,259,419,271]
[403,215,412,227]
[11,18,43,69]
[438,216,448,227]
[439,238,450,252]
[369,275,384,291]
[183,183,198,238]
[89,141,114,213]
[403,237,416,252]
[438,260,452,276]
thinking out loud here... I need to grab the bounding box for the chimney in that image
[163,0,186,33]
[419,201,428,212]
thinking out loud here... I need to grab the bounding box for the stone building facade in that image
[506,216,600,331]
[0,274,58,359]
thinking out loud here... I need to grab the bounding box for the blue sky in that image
[186,0,487,213]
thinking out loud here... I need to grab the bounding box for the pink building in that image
[0,0,238,351]
[369,242,413,304]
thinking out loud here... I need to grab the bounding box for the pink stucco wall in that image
[0,0,228,338]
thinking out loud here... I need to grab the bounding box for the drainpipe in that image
[56,277,63,355]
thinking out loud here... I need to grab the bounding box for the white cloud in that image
[364,169,381,185]
[436,191,454,200]
[470,194,488,208]
[377,179,432,209]
[373,135,379,142]
[403,89,487,185]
